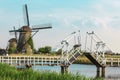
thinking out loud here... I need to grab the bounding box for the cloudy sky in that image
[0,0,120,52]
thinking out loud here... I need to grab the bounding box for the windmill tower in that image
[9,4,52,54]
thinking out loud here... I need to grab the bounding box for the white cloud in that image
[89,17,120,52]
[49,15,120,52]
[101,0,120,8]
[30,12,119,53]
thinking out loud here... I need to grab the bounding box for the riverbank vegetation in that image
[0,63,102,80]
[74,56,92,64]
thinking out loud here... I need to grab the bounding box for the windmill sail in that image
[24,4,30,26]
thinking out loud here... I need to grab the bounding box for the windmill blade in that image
[9,27,20,36]
[9,27,18,41]
[31,23,52,30]
[9,29,23,32]
[23,4,30,26]
[9,28,37,33]
[13,26,18,40]
[32,27,52,30]
[9,30,19,32]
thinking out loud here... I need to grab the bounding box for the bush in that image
[38,46,52,54]
[55,49,62,55]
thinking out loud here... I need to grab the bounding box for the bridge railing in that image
[0,56,61,66]
[105,58,120,67]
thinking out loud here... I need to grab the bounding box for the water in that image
[33,64,120,80]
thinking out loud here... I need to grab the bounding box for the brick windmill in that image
[9,4,52,54]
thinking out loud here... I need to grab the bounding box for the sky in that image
[0,0,120,53]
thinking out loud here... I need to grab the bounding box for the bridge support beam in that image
[101,66,105,77]
[96,67,100,77]
[61,65,69,74]
[96,66,106,78]
[25,64,32,69]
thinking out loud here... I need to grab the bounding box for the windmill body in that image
[17,26,32,54]
[7,38,17,53]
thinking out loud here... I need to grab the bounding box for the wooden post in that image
[61,65,69,74]
[10,57,12,65]
[61,66,64,74]
[111,58,113,66]
[25,64,32,69]
[101,66,105,77]
[96,67,100,77]
[118,59,119,66]
[65,66,69,73]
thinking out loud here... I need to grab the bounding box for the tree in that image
[38,46,52,54]
[44,46,51,53]
[0,49,7,55]
[56,49,62,55]
[38,47,45,53]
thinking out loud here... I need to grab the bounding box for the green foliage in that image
[8,47,16,54]
[38,47,45,53]
[28,37,34,50]
[44,46,51,53]
[55,49,62,55]
[38,46,52,53]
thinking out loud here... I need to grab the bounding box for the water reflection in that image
[105,67,120,80]
[33,64,120,80]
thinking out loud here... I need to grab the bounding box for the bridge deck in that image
[0,56,120,67]
[84,52,104,67]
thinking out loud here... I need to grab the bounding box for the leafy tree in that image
[38,47,45,53]
[56,49,62,55]
[0,49,7,55]
[38,46,52,53]
[44,46,51,53]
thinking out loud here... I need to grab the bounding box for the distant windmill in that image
[9,4,52,54]
[7,26,17,53]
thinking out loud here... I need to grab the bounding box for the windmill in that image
[7,26,17,54]
[9,4,52,54]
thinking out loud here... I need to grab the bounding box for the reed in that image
[0,63,102,80]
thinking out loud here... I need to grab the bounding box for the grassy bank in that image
[0,63,103,80]
[74,56,92,64]
[74,54,120,64]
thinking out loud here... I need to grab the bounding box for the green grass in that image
[74,56,92,64]
[0,63,103,80]
[74,54,120,64]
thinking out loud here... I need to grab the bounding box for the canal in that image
[33,64,120,80]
